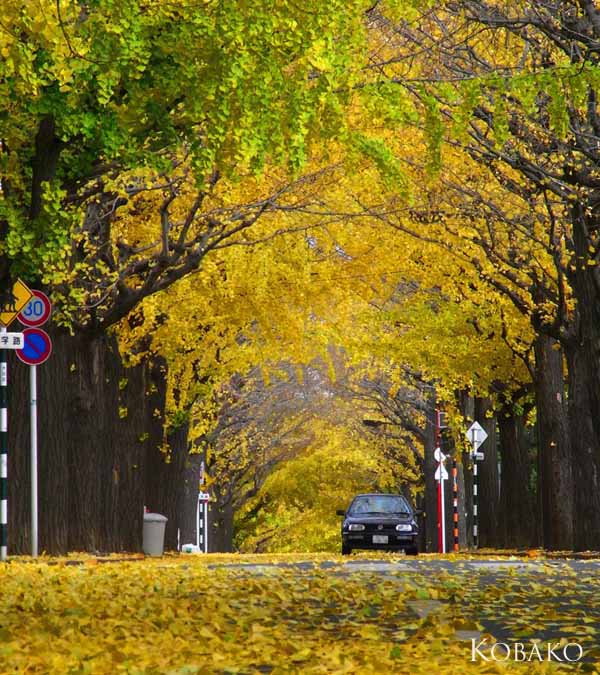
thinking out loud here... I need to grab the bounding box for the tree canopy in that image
[3,0,600,555]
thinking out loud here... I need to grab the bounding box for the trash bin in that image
[143,512,168,556]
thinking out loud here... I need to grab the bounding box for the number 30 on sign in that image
[18,290,51,328]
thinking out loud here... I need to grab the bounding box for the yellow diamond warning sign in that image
[0,279,33,327]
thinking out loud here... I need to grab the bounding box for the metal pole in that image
[469,428,479,549]
[473,459,478,548]
[440,463,446,553]
[435,410,442,552]
[452,457,459,552]
[30,364,38,557]
[437,475,442,552]
[0,326,7,561]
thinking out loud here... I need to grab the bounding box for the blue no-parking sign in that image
[16,328,52,366]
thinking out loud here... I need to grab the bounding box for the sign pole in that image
[435,410,442,552]
[470,427,480,549]
[436,477,442,552]
[30,364,38,557]
[452,457,459,552]
[473,457,479,548]
[466,422,487,550]
[440,461,446,553]
[17,291,53,558]
[0,326,7,562]
[470,428,479,549]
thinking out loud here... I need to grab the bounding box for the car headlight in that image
[348,524,365,531]
[396,524,412,532]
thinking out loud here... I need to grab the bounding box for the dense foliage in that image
[2,0,600,555]
[0,555,597,673]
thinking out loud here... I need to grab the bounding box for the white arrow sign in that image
[435,464,449,481]
[433,447,446,462]
[466,421,488,451]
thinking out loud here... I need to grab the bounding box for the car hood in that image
[345,513,414,524]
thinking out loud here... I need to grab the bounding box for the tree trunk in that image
[533,334,573,550]
[144,418,191,551]
[208,494,234,552]
[8,323,150,554]
[141,359,209,551]
[474,397,499,548]
[497,406,536,548]
[561,205,600,550]
[564,342,600,550]
[178,450,204,547]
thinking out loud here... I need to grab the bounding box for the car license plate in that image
[372,535,388,544]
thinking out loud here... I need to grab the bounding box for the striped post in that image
[452,457,459,552]
[473,459,478,549]
[435,410,442,553]
[196,496,202,550]
[198,499,204,550]
[0,328,7,561]
[203,499,208,553]
[196,495,210,553]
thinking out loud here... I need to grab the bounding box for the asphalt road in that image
[208,557,600,574]
[207,558,600,665]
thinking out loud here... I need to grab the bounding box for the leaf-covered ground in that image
[0,553,599,674]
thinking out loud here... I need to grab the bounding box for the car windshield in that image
[348,495,411,515]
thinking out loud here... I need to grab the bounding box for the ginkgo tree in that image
[134,0,600,556]
[2,0,424,554]
[5,0,587,557]
[139,136,547,553]
[313,96,546,549]
[351,0,598,549]
[113,157,414,550]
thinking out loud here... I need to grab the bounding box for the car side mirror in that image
[413,509,423,517]
[336,509,346,516]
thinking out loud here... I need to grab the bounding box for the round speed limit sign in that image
[18,290,52,327]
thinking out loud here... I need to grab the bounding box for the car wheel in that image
[405,546,418,556]
[342,544,352,555]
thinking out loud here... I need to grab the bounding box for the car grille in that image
[364,524,399,534]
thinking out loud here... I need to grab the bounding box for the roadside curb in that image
[459,549,600,560]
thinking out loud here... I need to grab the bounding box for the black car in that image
[337,493,420,555]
